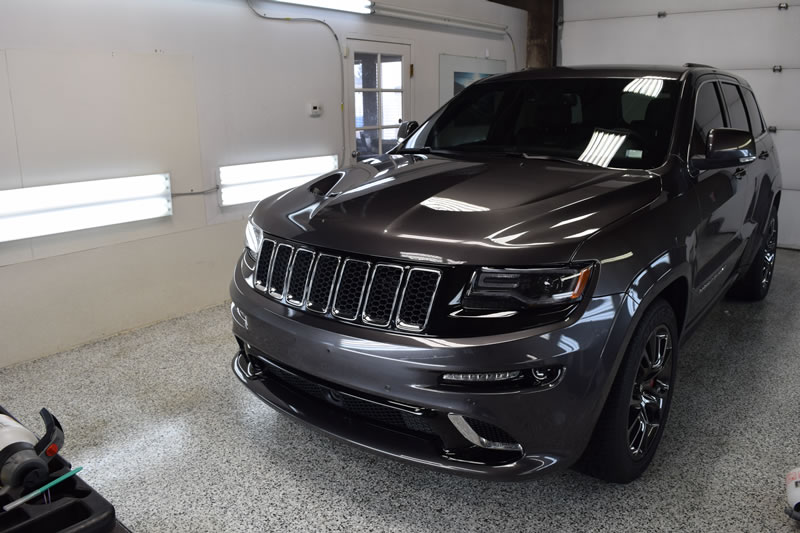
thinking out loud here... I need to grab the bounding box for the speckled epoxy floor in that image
[2,253,800,532]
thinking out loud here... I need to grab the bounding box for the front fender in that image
[580,249,691,427]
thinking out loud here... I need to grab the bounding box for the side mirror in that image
[691,128,756,171]
[397,121,419,142]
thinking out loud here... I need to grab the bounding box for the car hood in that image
[251,154,662,266]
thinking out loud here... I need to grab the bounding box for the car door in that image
[689,79,749,315]
[719,82,761,246]
[739,85,776,252]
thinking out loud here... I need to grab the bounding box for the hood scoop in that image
[309,172,345,198]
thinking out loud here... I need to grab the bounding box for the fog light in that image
[442,371,520,382]
[532,367,562,385]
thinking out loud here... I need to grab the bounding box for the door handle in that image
[351,150,360,159]
[758,150,770,160]
[733,167,746,180]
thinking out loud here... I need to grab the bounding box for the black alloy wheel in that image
[731,209,778,301]
[628,324,673,459]
[578,298,678,483]
[760,216,778,291]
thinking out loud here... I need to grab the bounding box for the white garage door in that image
[560,0,800,248]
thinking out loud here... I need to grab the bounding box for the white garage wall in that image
[560,0,800,248]
[0,0,526,367]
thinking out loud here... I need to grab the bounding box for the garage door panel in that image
[563,0,778,22]
[562,9,800,68]
[728,69,800,129]
[778,190,800,248]
[562,0,799,248]
[773,131,800,190]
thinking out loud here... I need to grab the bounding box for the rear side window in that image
[720,83,750,131]
[742,88,766,136]
[691,82,726,155]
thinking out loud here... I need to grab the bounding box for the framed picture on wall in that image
[439,54,507,106]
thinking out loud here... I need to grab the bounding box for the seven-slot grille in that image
[253,237,440,332]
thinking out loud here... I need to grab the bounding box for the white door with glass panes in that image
[346,40,411,161]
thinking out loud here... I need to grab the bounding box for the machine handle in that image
[33,408,65,460]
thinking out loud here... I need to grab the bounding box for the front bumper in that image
[230,260,631,480]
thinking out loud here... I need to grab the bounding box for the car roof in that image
[481,64,741,83]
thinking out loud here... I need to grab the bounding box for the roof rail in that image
[683,62,716,68]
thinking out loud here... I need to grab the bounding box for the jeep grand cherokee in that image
[230,65,781,482]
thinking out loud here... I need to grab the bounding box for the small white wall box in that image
[308,102,323,117]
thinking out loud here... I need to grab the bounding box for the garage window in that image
[720,83,750,132]
[354,52,403,156]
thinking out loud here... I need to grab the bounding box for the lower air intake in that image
[464,417,517,445]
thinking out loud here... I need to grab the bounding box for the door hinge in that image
[410,63,414,78]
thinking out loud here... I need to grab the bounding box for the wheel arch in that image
[658,277,689,335]
[576,253,691,451]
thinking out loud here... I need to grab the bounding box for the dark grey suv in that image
[230,65,781,482]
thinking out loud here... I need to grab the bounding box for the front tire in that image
[578,298,678,483]
[731,210,778,301]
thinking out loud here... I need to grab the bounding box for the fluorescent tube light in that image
[219,155,339,207]
[263,1,506,34]
[0,174,172,243]
[271,0,374,14]
[373,3,508,35]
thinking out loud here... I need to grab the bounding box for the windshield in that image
[402,76,680,170]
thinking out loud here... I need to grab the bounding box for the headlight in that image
[463,265,593,311]
[244,218,263,255]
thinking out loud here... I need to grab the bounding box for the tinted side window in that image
[692,82,726,155]
[721,83,749,131]
[742,88,766,136]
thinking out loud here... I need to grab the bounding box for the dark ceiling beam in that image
[489,0,558,68]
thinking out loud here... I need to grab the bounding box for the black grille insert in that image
[286,249,314,306]
[307,254,340,313]
[332,259,370,320]
[254,240,275,290]
[397,269,441,331]
[362,265,404,326]
[269,244,293,298]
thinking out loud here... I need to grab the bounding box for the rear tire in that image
[577,298,678,483]
[730,210,778,301]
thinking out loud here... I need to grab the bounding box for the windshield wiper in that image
[518,153,604,168]
[394,147,432,154]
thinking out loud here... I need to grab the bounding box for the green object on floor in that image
[2,466,83,512]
